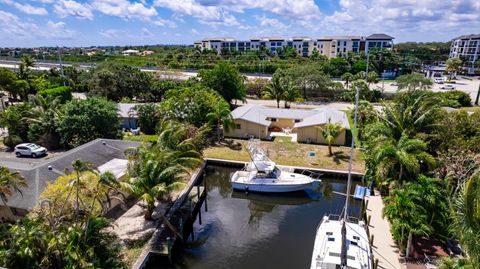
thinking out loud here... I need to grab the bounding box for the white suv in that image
[433,77,444,84]
[14,143,47,158]
[440,84,456,90]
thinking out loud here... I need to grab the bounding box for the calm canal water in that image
[150,166,362,269]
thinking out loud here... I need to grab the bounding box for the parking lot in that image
[374,76,480,104]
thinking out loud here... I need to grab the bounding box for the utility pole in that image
[57,46,66,86]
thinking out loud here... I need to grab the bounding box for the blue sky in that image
[0,0,479,47]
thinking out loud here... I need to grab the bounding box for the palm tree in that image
[207,101,235,142]
[367,71,379,86]
[122,122,202,220]
[445,58,462,81]
[283,81,301,108]
[71,159,94,220]
[383,186,432,253]
[370,90,442,141]
[263,72,285,108]
[372,134,435,187]
[341,72,353,89]
[451,174,480,266]
[0,166,27,220]
[18,55,36,80]
[121,159,187,220]
[318,118,343,156]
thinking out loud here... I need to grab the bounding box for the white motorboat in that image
[310,79,372,269]
[231,140,320,193]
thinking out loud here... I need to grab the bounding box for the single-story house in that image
[225,104,350,145]
[118,103,140,130]
[0,139,140,222]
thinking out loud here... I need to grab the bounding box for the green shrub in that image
[3,135,22,148]
[38,86,72,103]
[439,90,472,108]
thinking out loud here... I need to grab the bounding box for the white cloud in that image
[154,0,239,26]
[100,29,127,39]
[54,0,94,20]
[321,0,480,35]
[91,0,157,20]
[0,0,48,15]
[255,14,286,29]
[0,10,75,40]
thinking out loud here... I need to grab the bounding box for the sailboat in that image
[310,84,373,269]
[231,139,320,193]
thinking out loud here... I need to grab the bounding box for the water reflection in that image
[150,166,361,269]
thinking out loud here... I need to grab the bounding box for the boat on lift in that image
[310,83,372,269]
[230,139,320,193]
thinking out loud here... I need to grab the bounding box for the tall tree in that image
[199,61,246,103]
[445,58,463,80]
[56,97,120,148]
[207,101,234,142]
[263,69,287,108]
[341,72,353,89]
[283,81,301,108]
[396,73,433,91]
[372,134,434,187]
[132,103,160,135]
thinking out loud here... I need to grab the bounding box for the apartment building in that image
[449,34,480,65]
[194,34,394,57]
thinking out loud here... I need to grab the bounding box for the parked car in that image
[433,77,444,84]
[14,143,47,158]
[440,84,456,90]
[390,82,398,86]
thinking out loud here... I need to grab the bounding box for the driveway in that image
[0,150,65,169]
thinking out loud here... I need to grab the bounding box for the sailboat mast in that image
[344,84,360,221]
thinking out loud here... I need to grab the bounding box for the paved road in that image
[0,60,272,81]
[372,77,480,105]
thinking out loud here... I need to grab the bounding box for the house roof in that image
[230,105,350,129]
[5,139,140,211]
[295,108,350,129]
[366,33,394,40]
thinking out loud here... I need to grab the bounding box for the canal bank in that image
[132,158,367,269]
[146,165,363,269]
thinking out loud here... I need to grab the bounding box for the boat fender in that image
[245,186,249,194]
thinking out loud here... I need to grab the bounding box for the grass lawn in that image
[123,133,159,143]
[204,139,364,173]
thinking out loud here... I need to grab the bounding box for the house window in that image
[270,118,277,122]
[294,119,301,123]
[235,124,241,129]
[344,41,346,46]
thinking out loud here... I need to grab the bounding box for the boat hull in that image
[232,181,316,193]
